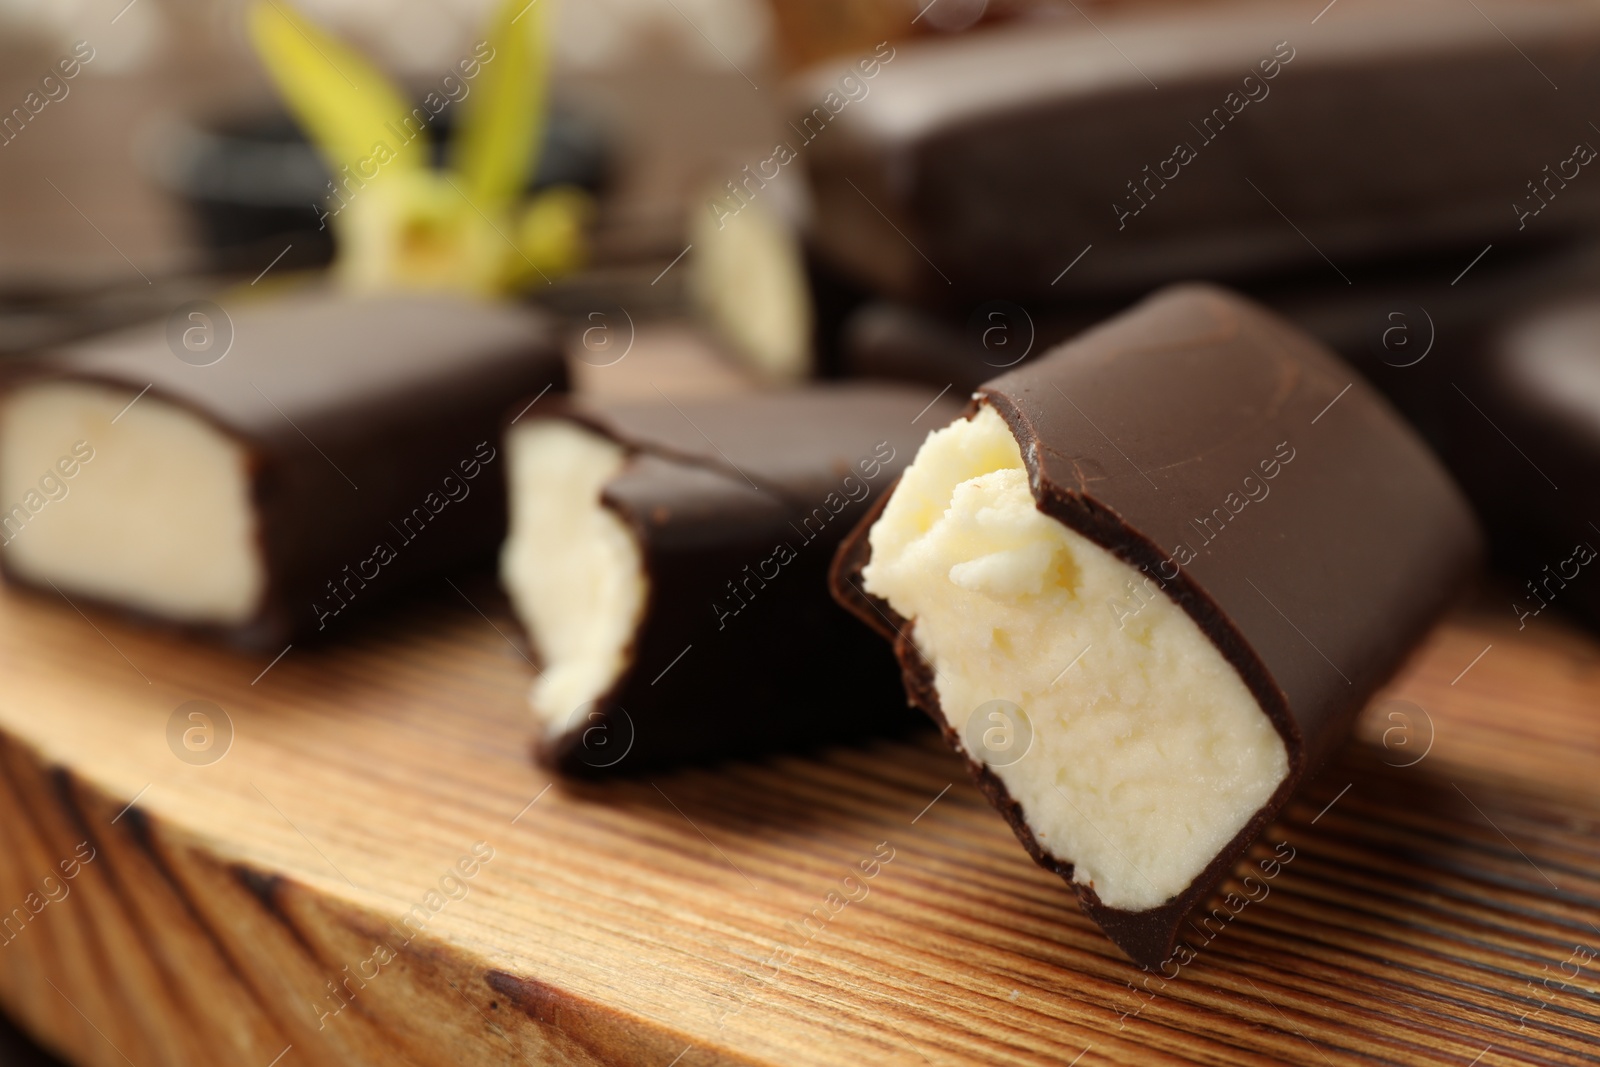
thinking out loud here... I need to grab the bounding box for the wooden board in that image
[1,576,1598,1067]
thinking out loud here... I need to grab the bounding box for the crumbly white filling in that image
[500,419,648,732]
[862,403,1288,910]
[0,381,263,624]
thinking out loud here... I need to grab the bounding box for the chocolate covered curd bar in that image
[500,384,961,775]
[830,285,1481,965]
[797,0,1600,303]
[0,292,564,647]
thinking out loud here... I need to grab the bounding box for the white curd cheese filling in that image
[500,419,648,732]
[688,192,813,382]
[0,381,263,624]
[862,402,1288,910]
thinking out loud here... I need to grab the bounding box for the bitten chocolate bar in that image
[0,291,564,647]
[830,285,1481,966]
[499,384,960,775]
[797,0,1600,303]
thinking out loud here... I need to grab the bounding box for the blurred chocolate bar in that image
[839,241,1600,453]
[796,0,1600,303]
[500,383,960,774]
[0,291,564,648]
[840,298,1103,390]
[0,277,224,361]
[1452,294,1600,630]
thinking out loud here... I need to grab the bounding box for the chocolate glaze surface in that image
[831,284,1482,965]
[798,0,1600,303]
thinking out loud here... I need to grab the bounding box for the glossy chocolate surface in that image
[832,285,1482,965]
[798,0,1600,303]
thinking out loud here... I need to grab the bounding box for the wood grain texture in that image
[0,571,1595,1067]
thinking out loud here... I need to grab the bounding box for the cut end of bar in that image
[688,191,814,382]
[501,418,648,733]
[0,381,264,625]
[861,403,1288,912]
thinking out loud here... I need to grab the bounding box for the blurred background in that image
[0,0,1118,357]
[5,0,1596,612]
[0,0,777,305]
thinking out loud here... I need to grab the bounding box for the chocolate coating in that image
[1457,295,1600,630]
[1,291,566,647]
[831,284,1482,966]
[839,299,1106,391]
[798,0,1600,303]
[838,242,1600,456]
[522,384,961,775]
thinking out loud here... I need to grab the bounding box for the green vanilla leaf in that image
[247,0,424,183]
[451,0,553,213]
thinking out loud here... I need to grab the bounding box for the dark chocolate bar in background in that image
[0,276,226,362]
[839,240,1600,454]
[831,285,1482,965]
[500,384,961,775]
[1450,295,1600,630]
[796,0,1600,305]
[0,291,565,649]
[840,299,1106,391]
